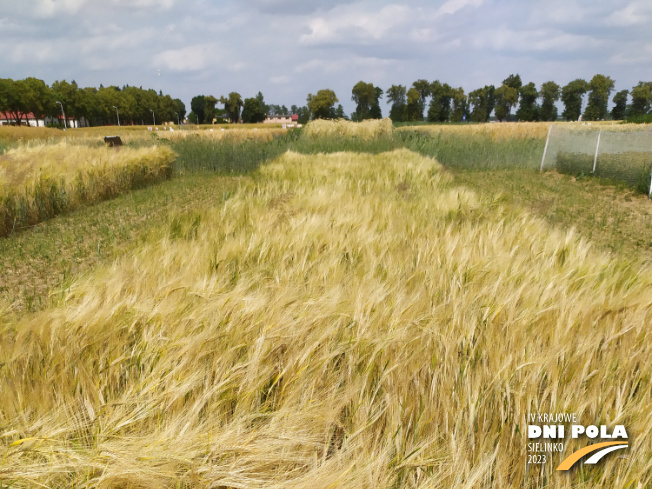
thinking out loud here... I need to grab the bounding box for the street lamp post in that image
[150,109,156,127]
[113,106,120,126]
[56,101,66,130]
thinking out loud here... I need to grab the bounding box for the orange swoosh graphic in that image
[556,442,628,471]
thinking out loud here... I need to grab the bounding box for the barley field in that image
[0,124,286,147]
[1,147,650,488]
[304,118,393,139]
[397,121,650,140]
[158,127,285,142]
[0,142,175,236]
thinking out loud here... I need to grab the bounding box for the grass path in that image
[451,168,652,262]
[0,173,244,310]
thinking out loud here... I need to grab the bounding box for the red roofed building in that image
[0,112,79,128]
[263,114,299,125]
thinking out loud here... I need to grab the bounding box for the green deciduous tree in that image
[468,87,487,123]
[157,94,178,124]
[0,78,26,125]
[295,106,310,124]
[583,74,615,121]
[119,86,142,124]
[95,86,123,125]
[241,93,267,123]
[174,98,186,121]
[468,85,495,122]
[611,90,628,120]
[492,74,522,122]
[221,93,243,123]
[0,79,10,115]
[190,96,207,125]
[406,87,422,121]
[386,84,407,122]
[494,84,518,122]
[77,87,100,126]
[485,85,496,121]
[561,79,588,121]
[516,82,539,121]
[411,79,431,120]
[306,89,338,120]
[351,81,382,121]
[21,77,52,125]
[335,104,348,120]
[51,80,80,121]
[370,87,383,119]
[203,95,219,123]
[427,81,452,122]
[539,81,560,122]
[503,74,522,91]
[449,87,467,122]
[629,82,652,117]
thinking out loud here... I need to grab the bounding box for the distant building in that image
[263,114,299,124]
[0,112,79,128]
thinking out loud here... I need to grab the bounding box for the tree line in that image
[0,78,186,126]
[199,75,650,125]
[313,75,652,123]
[4,75,651,129]
[188,91,345,126]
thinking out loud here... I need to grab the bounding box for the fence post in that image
[540,124,553,172]
[592,130,601,174]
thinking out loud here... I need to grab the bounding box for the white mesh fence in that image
[540,124,652,195]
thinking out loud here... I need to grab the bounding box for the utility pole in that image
[113,106,120,126]
[56,101,66,130]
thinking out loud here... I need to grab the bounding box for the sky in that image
[1,0,650,116]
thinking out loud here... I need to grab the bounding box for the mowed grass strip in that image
[1,149,650,488]
[0,142,176,237]
[0,172,244,311]
[452,168,652,262]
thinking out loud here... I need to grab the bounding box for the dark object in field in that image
[104,136,123,147]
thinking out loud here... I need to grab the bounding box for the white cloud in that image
[609,43,652,65]
[34,0,88,17]
[9,41,62,64]
[438,0,483,16]
[300,4,412,45]
[111,0,176,9]
[295,55,392,79]
[530,1,589,24]
[297,1,479,49]
[78,27,159,60]
[249,0,355,15]
[154,44,222,72]
[227,61,247,73]
[476,28,602,54]
[270,75,291,84]
[607,1,652,26]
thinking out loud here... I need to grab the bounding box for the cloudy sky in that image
[1,0,650,115]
